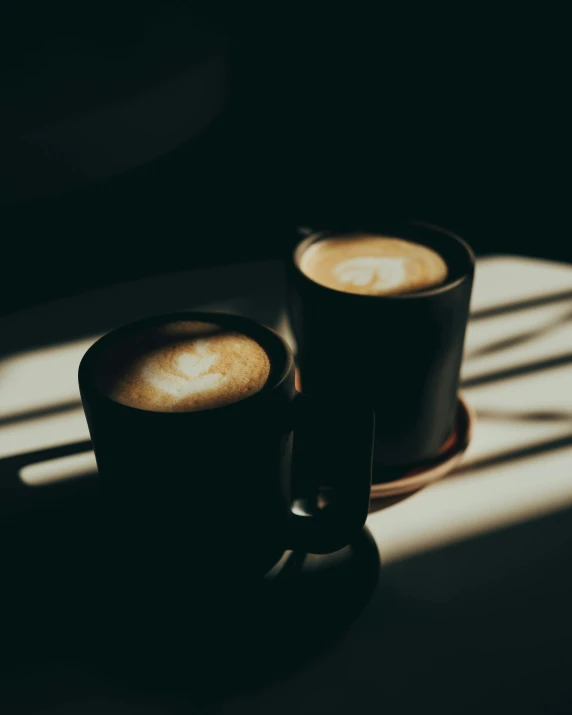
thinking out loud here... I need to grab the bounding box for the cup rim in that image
[292,219,475,301]
[78,311,294,418]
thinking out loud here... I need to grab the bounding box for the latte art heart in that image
[98,321,271,413]
[333,256,408,292]
[141,341,227,400]
[300,235,448,296]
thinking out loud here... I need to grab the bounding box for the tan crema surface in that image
[300,235,448,296]
[98,321,271,412]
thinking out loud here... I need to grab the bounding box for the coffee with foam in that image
[300,235,448,296]
[97,320,271,412]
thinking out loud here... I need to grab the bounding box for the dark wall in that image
[0,7,565,314]
[244,9,565,258]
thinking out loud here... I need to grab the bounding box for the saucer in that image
[370,393,474,499]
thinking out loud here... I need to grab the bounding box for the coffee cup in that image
[78,312,374,594]
[287,221,474,467]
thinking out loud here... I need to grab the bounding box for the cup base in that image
[370,393,474,499]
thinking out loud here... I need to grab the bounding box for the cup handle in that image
[287,392,374,554]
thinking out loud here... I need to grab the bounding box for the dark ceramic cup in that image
[287,221,474,468]
[79,312,374,597]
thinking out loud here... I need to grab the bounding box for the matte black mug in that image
[79,312,374,596]
[287,221,474,467]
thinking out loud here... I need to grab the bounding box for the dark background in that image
[0,8,571,712]
[0,5,566,315]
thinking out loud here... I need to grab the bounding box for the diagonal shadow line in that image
[461,353,572,389]
[466,310,572,360]
[0,400,83,428]
[0,440,98,513]
[453,433,572,476]
[470,289,572,322]
[476,409,572,422]
[0,440,94,486]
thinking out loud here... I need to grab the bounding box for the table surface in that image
[1,255,572,713]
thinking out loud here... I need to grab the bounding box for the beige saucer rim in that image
[370,394,475,500]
